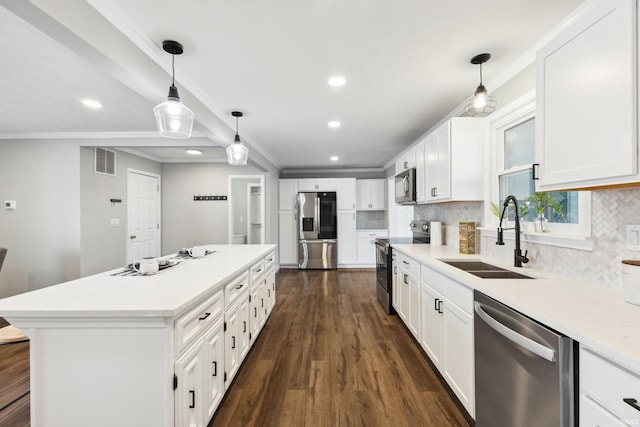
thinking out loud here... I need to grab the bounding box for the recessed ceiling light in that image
[328,76,346,87]
[330,156,339,161]
[185,149,203,155]
[81,99,102,109]
[328,121,341,128]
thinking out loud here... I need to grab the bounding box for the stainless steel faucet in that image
[496,195,529,267]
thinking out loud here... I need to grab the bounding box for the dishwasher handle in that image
[474,302,556,362]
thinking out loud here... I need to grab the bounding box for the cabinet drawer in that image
[225,272,249,308]
[580,395,626,427]
[421,265,473,315]
[175,289,223,353]
[397,253,420,278]
[250,260,265,285]
[264,251,276,272]
[580,346,640,424]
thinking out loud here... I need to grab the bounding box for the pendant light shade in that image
[464,53,497,118]
[226,111,249,165]
[154,40,194,139]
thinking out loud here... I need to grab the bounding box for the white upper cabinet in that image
[423,118,485,203]
[278,179,298,211]
[395,147,417,174]
[415,139,427,203]
[356,179,387,211]
[298,178,336,192]
[535,0,637,190]
[335,178,356,210]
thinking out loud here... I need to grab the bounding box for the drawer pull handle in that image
[232,336,236,349]
[268,258,273,262]
[235,283,245,290]
[243,321,247,333]
[189,390,195,409]
[255,268,262,273]
[624,398,640,412]
[199,312,211,321]
[212,361,217,377]
[402,261,409,265]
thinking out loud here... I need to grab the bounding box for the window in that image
[488,91,591,246]
[498,117,578,225]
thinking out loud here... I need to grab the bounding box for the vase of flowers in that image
[525,192,563,233]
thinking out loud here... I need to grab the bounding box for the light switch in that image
[626,224,640,251]
[110,218,120,227]
[4,200,16,210]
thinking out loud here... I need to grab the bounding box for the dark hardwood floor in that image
[210,269,470,427]
[0,329,30,427]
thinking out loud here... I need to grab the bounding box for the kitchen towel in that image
[430,221,442,246]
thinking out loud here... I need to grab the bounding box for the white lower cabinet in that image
[580,345,640,426]
[337,211,357,265]
[175,318,225,427]
[356,230,388,265]
[278,211,297,265]
[417,263,474,417]
[391,256,399,313]
[224,300,242,388]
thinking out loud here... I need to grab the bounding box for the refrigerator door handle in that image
[314,197,320,237]
[474,302,556,362]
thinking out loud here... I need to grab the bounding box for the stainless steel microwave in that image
[395,168,416,204]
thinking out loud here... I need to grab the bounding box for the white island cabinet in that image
[0,244,277,427]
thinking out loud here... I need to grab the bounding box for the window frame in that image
[484,90,593,250]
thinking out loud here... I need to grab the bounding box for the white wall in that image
[0,140,81,298]
[80,147,161,276]
[161,163,271,254]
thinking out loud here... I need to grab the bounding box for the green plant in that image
[525,191,563,217]
[491,200,530,219]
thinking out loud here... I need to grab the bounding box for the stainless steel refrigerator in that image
[297,192,337,269]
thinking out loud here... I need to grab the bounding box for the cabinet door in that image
[297,179,318,191]
[175,341,204,427]
[391,260,399,312]
[316,178,336,191]
[415,140,427,203]
[536,0,636,190]
[420,281,443,369]
[249,285,260,345]
[435,124,451,200]
[337,211,357,264]
[266,270,276,315]
[204,320,225,421]
[398,269,410,323]
[579,395,627,427]
[278,179,298,211]
[442,299,474,416]
[225,306,241,388]
[356,180,370,210]
[408,273,420,340]
[356,235,374,264]
[336,178,356,210]
[425,133,439,201]
[369,179,386,210]
[239,296,251,360]
[278,211,297,265]
[258,279,267,328]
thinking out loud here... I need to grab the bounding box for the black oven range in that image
[375,220,430,314]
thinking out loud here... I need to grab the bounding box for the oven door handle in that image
[474,302,556,362]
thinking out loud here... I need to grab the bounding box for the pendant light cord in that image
[478,63,483,85]
[171,54,176,86]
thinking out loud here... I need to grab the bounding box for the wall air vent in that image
[95,147,116,176]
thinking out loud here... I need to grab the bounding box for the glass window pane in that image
[504,117,535,169]
[499,169,534,221]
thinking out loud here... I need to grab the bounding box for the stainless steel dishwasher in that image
[474,290,574,427]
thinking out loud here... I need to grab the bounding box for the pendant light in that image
[153,40,194,138]
[464,53,497,117]
[226,111,249,165]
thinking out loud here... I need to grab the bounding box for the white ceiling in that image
[0,0,584,170]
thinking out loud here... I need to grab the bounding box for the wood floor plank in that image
[0,392,29,427]
[0,340,29,411]
[209,268,470,427]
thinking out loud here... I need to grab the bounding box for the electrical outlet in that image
[110,218,120,227]
[627,224,640,251]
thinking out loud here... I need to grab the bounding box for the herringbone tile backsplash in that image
[415,189,640,289]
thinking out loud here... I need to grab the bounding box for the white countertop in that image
[392,244,640,374]
[0,244,276,319]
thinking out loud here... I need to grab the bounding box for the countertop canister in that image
[622,260,640,305]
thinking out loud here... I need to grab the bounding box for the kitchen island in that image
[0,244,277,427]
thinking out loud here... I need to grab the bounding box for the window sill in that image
[479,227,594,251]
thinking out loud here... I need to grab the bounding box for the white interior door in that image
[127,170,161,263]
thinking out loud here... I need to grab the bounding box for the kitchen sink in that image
[440,260,534,280]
